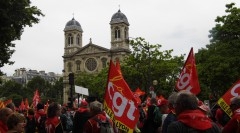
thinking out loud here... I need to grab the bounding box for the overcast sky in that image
[1,0,239,76]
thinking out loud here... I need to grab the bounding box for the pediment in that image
[75,43,109,55]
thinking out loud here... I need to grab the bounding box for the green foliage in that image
[75,68,108,101]
[196,3,240,100]
[0,0,44,75]
[122,37,184,97]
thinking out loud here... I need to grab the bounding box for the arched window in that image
[67,62,72,72]
[76,60,81,71]
[114,27,120,40]
[76,35,80,45]
[68,34,73,46]
[101,58,107,68]
[124,28,128,39]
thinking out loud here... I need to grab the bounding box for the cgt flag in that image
[103,60,140,133]
[175,47,200,95]
[217,79,240,117]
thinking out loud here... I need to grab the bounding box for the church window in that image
[76,60,81,71]
[67,62,72,72]
[124,28,128,39]
[114,28,121,40]
[68,34,73,46]
[76,35,80,45]
[101,58,107,68]
[85,58,97,71]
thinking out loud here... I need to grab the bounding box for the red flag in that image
[104,60,140,133]
[25,98,29,110]
[175,47,200,95]
[32,89,41,109]
[217,79,240,117]
[116,59,122,75]
[134,88,146,96]
[19,99,25,111]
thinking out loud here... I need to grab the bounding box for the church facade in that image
[62,10,131,104]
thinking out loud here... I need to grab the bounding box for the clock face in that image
[85,58,97,71]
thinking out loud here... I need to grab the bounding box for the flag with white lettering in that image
[32,89,41,109]
[217,79,240,117]
[103,60,140,133]
[175,47,200,95]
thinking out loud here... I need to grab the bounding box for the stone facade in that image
[62,10,131,104]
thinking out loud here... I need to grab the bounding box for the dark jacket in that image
[142,104,160,133]
[162,111,177,133]
[72,108,91,133]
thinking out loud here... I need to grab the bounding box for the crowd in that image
[0,91,240,133]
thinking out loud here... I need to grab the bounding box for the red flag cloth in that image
[25,98,29,110]
[32,89,41,109]
[217,79,240,117]
[134,88,146,96]
[103,60,140,133]
[19,99,25,111]
[175,47,200,95]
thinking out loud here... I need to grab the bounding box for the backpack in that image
[63,113,73,131]
[37,115,47,133]
[94,117,114,133]
[153,106,162,126]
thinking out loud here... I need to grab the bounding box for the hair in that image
[37,103,44,110]
[6,103,15,111]
[168,92,178,105]
[7,113,25,129]
[175,91,198,114]
[89,101,103,115]
[28,108,35,115]
[0,107,13,120]
[150,97,157,105]
[47,102,60,118]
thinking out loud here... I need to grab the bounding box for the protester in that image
[83,101,115,133]
[142,97,161,133]
[0,107,13,133]
[167,91,221,133]
[35,103,47,133]
[60,106,73,133]
[222,96,240,133]
[162,92,177,133]
[158,99,169,133]
[6,103,16,112]
[72,100,91,133]
[137,103,146,132]
[25,108,36,133]
[215,106,230,128]
[45,102,63,133]
[6,113,26,133]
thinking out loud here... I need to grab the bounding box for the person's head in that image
[28,108,35,116]
[175,91,198,115]
[230,96,240,112]
[158,99,169,114]
[80,100,88,108]
[7,113,26,133]
[6,102,16,111]
[37,103,44,111]
[89,101,103,116]
[0,107,13,124]
[168,92,178,110]
[47,102,61,118]
[150,97,157,105]
[61,106,67,114]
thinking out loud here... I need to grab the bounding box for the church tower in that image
[110,9,130,50]
[64,18,83,55]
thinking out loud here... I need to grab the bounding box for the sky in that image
[1,0,239,76]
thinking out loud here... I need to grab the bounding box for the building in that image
[10,68,60,85]
[62,9,131,104]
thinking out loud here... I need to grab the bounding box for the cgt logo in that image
[107,82,137,121]
[176,68,193,92]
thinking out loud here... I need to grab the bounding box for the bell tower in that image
[110,10,130,50]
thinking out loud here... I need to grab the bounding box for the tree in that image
[122,37,184,97]
[196,3,240,100]
[0,0,44,75]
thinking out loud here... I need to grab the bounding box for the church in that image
[62,9,131,104]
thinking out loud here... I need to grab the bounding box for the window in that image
[124,28,127,39]
[76,35,80,45]
[68,34,73,46]
[85,58,97,71]
[67,62,72,72]
[114,27,120,40]
[76,60,81,71]
[101,58,107,68]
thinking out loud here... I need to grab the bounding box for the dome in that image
[64,18,83,31]
[110,10,129,25]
